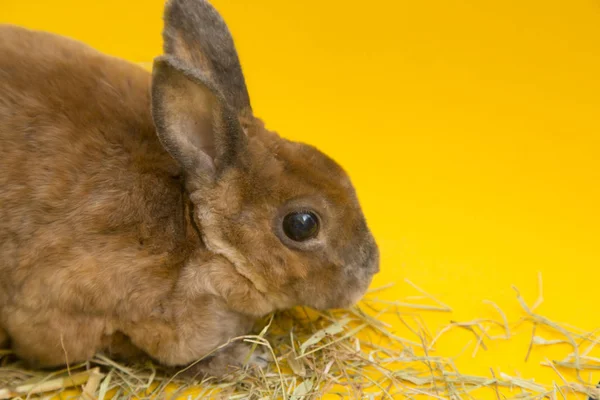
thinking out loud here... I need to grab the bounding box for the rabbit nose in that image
[370,258,380,274]
[365,240,380,274]
[371,260,380,274]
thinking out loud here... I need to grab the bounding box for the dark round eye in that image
[282,211,320,242]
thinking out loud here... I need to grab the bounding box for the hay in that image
[1,276,599,399]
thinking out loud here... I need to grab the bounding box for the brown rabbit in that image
[0,0,379,377]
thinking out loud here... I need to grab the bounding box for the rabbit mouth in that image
[313,267,376,310]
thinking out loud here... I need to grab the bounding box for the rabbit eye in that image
[283,211,320,242]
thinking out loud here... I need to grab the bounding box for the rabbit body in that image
[0,24,254,370]
[0,0,379,376]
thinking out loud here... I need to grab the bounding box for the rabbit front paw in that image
[179,341,272,380]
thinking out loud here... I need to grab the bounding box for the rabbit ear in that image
[162,0,252,117]
[151,55,245,178]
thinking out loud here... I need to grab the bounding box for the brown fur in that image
[0,0,378,376]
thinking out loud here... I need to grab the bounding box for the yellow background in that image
[3,0,599,397]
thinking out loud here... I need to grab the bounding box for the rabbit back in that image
[0,25,189,322]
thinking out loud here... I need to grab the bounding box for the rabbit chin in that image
[311,284,372,311]
[300,269,376,311]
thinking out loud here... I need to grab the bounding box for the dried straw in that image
[1,275,599,399]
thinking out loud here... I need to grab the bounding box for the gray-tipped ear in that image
[162,0,252,116]
[151,55,245,178]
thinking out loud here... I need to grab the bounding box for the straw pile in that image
[1,276,599,399]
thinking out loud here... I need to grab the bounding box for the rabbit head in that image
[152,0,379,315]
